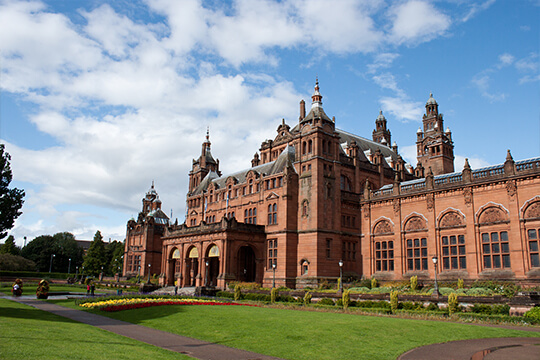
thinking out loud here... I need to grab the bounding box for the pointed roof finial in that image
[463,158,471,170]
[506,149,513,162]
[206,126,210,142]
[311,78,322,107]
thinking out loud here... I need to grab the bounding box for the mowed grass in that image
[0,299,191,360]
[61,301,540,360]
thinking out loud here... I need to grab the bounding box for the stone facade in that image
[123,82,540,289]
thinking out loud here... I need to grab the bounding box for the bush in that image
[457,278,464,289]
[244,293,271,302]
[524,306,540,321]
[356,300,391,309]
[303,291,312,306]
[401,301,424,311]
[426,303,439,311]
[348,286,370,293]
[216,291,234,299]
[466,287,492,296]
[448,293,459,315]
[342,289,350,310]
[317,298,334,306]
[234,284,242,300]
[0,255,37,271]
[371,278,378,289]
[390,290,399,313]
[470,304,510,315]
[270,287,278,303]
[410,276,418,291]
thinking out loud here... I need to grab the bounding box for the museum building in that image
[123,82,540,289]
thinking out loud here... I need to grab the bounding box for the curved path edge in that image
[11,298,285,360]
[397,337,540,360]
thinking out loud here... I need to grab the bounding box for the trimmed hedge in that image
[455,312,540,325]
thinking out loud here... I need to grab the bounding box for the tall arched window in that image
[438,211,467,270]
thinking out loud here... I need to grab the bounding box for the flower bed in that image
[79,297,256,312]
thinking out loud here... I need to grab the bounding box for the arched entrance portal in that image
[206,244,220,287]
[186,247,199,286]
[169,248,181,285]
[237,246,256,282]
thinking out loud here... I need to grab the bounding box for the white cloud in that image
[461,0,495,22]
[454,155,491,170]
[367,52,400,74]
[471,73,506,102]
[379,96,423,122]
[498,53,515,67]
[387,0,451,46]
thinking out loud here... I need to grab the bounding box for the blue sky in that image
[0,0,538,246]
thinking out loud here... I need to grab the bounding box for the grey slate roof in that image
[192,145,296,195]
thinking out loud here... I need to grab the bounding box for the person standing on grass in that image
[87,283,90,295]
[175,278,179,295]
[90,283,95,296]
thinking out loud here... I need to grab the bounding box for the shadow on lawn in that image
[0,305,75,324]
[104,303,189,325]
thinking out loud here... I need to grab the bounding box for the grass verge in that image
[0,298,191,360]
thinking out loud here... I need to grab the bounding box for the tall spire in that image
[311,78,323,108]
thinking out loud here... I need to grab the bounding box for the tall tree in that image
[0,144,25,240]
[105,240,125,275]
[53,232,84,274]
[20,235,56,272]
[83,231,107,276]
[0,235,20,255]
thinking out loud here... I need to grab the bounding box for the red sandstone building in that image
[123,82,540,288]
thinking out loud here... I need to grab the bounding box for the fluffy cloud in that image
[387,0,451,46]
[0,0,470,242]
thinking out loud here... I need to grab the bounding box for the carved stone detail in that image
[404,216,427,231]
[426,193,434,212]
[524,201,540,219]
[478,207,507,224]
[440,212,463,228]
[393,199,400,214]
[374,220,392,235]
[463,187,472,206]
[506,180,517,198]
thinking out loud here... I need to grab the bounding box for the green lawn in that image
[0,298,191,360]
[57,300,540,360]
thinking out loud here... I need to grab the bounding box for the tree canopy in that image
[0,235,20,256]
[0,144,25,240]
[83,230,107,276]
[20,232,83,272]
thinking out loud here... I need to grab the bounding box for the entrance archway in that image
[237,246,256,282]
[186,246,199,286]
[205,244,220,287]
[169,248,181,285]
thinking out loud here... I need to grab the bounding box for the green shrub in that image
[524,306,540,321]
[270,287,278,303]
[371,277,378,289]
[448,293,459,315]
[457,278,464,289]
[216,291,234,299]
[348,286,370,293]
[466,287,492,296]
[342,289,350,310]
[277,294,298,303]
[234,284,242,300]
[244,293,271,302]
[355,300,391,309]
[390,290,399,313]
[370,286,393,294]
[426,303,439,311]
[303,291,312,306]
[401,301,424,311]
[410,276,418,291]
[317,298,334,306]
[337,277,341,291]
[470,304,510,315]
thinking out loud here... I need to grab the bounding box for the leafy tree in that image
[0,235,20,255]
[0,253,36,271]
[20,235,56,272]
[0,144,25,240]
[105,240,125,275]
[83,231,107,276]
[53,232,84,274]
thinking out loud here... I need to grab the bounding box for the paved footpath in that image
[12,298,285,360]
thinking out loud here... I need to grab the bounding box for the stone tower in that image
[416,93,454,175]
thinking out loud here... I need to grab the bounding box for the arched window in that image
[308,139,313,153]
[302,141,307,155]
[268,203,277,225]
